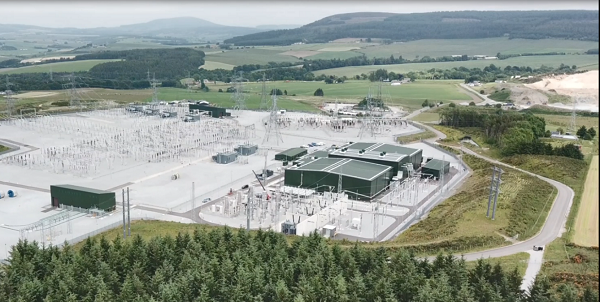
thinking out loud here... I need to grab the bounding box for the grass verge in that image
[387,154,555,254]
[0,145,9,152]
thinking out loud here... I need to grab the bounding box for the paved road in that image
[414,121,575,260]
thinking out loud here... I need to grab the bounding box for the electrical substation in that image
[0,80,470,258]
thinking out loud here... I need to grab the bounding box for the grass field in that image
[572,155,599,247]
[0,59,119,74]
[318,55,599,77]
[0,144,9,152]
[411,112,440,123]
[391,153,556,253]
[205,48,302,65]
[357,38,599,59]
[4,80,474,113]
[538,114,599,132]
[199,61,236,70]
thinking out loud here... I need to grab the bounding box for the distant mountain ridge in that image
[0,17,268,41]
[224,10,600,46]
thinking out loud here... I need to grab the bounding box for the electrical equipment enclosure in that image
[275,148,308,161]
[50,185,116,211]
[421,159,450,179]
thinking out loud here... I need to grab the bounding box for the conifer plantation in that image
[0,227,597,302]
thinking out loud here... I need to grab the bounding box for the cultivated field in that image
[572,155,599,247]
[205,48,302,65]
[0,59,119,74]
[199,60,236,70]
[318,55,600,77]
[204,38,598,66]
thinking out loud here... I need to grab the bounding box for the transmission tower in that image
[486,166,503,220]
[232,71,247,111]
[259,73,269,111]
[148,71,159,104]
[569,96,577,133]
[4,75,15,120]
[62,74,81,108]
[263,92,283,145]
[334,98,339,119]
[358,89,376,138]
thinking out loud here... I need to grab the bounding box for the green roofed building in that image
[275,148,308,162]
[421,159,450,179]
[284,158,393,201]
[50,185,116,211]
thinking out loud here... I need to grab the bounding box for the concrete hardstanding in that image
[50,185,116,211]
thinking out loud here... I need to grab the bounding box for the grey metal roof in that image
[288,158,391,181]
[423,159,450,171]
[343,142,420,157]
[330,149,407,162]
[51,185,112,195]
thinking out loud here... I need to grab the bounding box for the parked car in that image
[533,245,544,251]
[202,198,211,203]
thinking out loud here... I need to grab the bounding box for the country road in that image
[413,120,575,261]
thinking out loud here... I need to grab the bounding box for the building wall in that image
[421,162,449,179]
[50,186,116,211]
[411,149,423,170]
[276,149,308,161]
[284,169,383,201]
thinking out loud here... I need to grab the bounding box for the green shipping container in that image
[50,185,116,211]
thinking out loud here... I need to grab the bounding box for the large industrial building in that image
[50,185,116,211]
[284,158,393,200]
[329,148,411,179]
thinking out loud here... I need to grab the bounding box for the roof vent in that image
[379,152,385,157]
[358,150,364,155]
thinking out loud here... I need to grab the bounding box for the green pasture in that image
[205,48,302,65]
[158,80,472,112]
[0,59,120,74]
[357,38,599,59]
[199,61,237,70]
[317,55,600,77]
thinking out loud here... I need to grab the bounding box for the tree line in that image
[1,227,597,302]
[438,107,585,159]
[224,10,598,45]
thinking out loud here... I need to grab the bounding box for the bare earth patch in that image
[572,156,599,247]
[12,91,60,99]
[20,56,76,63]
[525,70,599,107]
[317,47,361,52]
[280,50,321,58]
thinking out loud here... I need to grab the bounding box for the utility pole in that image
[247,186,254,231]
[191,182,196,221]
[486,166,503,219]
[4,75,15,120]
[127,187,131,236]
[122,189,126,239]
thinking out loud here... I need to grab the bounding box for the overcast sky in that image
[1,1,598,28]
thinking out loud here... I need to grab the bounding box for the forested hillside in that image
[79,48,205,81]
[1,228,597,302]
[224,11,599,46]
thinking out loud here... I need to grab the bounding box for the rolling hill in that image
[224,10,599,46]
[0,17,267,41]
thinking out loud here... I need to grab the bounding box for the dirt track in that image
[572,155,599,247]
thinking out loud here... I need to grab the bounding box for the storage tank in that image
[7,190,17,198]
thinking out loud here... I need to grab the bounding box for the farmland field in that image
[318,55,600,77]
[199,61,236,70]
[572,155,599,247]
[205,48,302,65]
[0,59,120,74]
[5,80,474,113]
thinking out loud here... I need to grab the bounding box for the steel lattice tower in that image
[148,71,158,104]
[4,75,15,120]
[259,74,269,111]
[486,166,503,220]
[358,89,376,138]
[263,92,283,145]
[62,74,81,108]
[569,96,578,133]
[232,71,247,111]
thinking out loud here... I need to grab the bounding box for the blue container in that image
[7,190,16,198]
